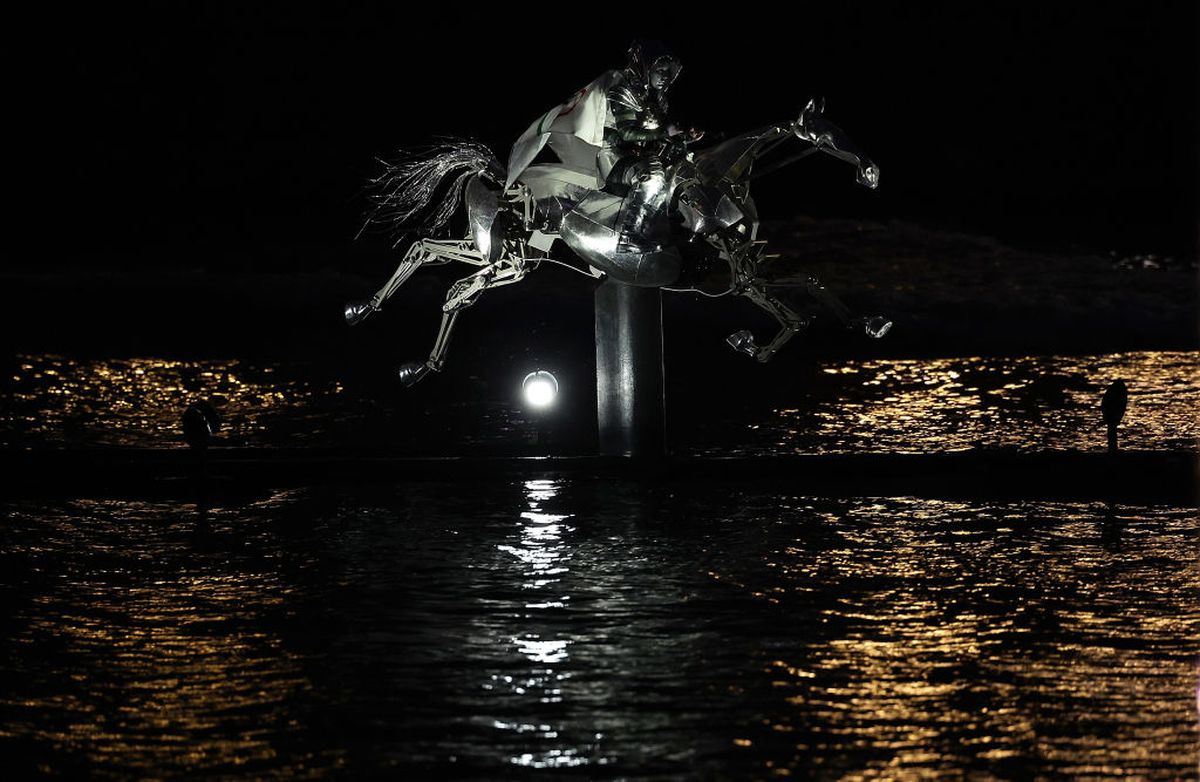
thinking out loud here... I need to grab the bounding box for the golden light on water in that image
[759,351,1199,455]
[0,486,1195,776]
[4,356,343,448]
[4,351,1197,454]
[2,352,1197,776]
[0,495,340,777]
[705,496,1200,777]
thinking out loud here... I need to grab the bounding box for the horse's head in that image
[794,97,879,189]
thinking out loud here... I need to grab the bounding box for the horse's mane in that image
[358,138,503,247]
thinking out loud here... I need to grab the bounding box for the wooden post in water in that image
[594,279,665,458]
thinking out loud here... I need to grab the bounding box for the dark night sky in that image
[21,1,1199,268]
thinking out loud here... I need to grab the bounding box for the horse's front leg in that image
[723,240,811,362]
[397,256,532,386]
[802,275,892,338]
[728,282,812,363]
[724,240,891,362]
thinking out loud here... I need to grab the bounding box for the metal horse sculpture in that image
[345,98,890,386]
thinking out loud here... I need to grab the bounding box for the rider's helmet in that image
[626,40,681,93]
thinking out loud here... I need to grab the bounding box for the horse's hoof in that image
[344,299,377,326]
[726,329,760,359]
[863,316,892,339]
[397,362,430,387]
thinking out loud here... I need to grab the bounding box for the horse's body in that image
[346,99,890,386]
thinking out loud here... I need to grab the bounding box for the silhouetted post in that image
[1101,379,1128,453]
[182,400,221,487]
[594,280,665,458]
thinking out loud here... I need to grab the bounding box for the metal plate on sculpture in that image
[560,190,682,287]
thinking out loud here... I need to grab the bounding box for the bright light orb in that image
[522,370,558,408]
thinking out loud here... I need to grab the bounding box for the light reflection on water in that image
[1,484,1196,778]
[0,492,336,777]
[2,351,1196,453]
[693,351,1199,456]
[1,356,350,449]
[496,480,586,769]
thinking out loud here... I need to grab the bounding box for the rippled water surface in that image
[1,483,1197,778]
[3,350,1197,777]
[3,351,1197,453]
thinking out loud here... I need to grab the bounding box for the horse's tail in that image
[358,138,505,246]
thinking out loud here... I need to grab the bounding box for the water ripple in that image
[1,486,1195,777]
[3,351,1195,453]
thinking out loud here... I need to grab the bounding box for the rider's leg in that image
[600,157,635,197]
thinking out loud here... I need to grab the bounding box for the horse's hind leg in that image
[345,238,483,326]
[344,239,431,325]
[397,309,460,385]
[397,257,531,386]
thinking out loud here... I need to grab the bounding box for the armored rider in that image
[599,40,703,195]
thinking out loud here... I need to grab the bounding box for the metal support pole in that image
[594,279,666,458]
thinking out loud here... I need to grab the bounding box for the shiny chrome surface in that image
[795,97,880,189]
[594,281,665,456]
[559,185,683,287]
[558,189,622,267]
[350,56,886,380]
[675,183,721,235]
[726,329,759,358]
[861,314,893,338]
[343,298,377,326]
[465,175,503,262]
[397,360,431,387]
[694,125,790,185]
[1,483,1196,777]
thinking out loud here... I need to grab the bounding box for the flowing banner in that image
[505,71,618,188]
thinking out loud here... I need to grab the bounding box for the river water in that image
[3,351,1197,454]
[1,483,1197,778]
[1,351,1197,778]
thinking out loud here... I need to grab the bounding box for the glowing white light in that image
[522,371,558,408]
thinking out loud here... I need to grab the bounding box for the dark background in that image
[18,1,1198,271]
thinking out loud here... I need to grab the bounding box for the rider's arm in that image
[608,84,670,143]
[614,119,669,142]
